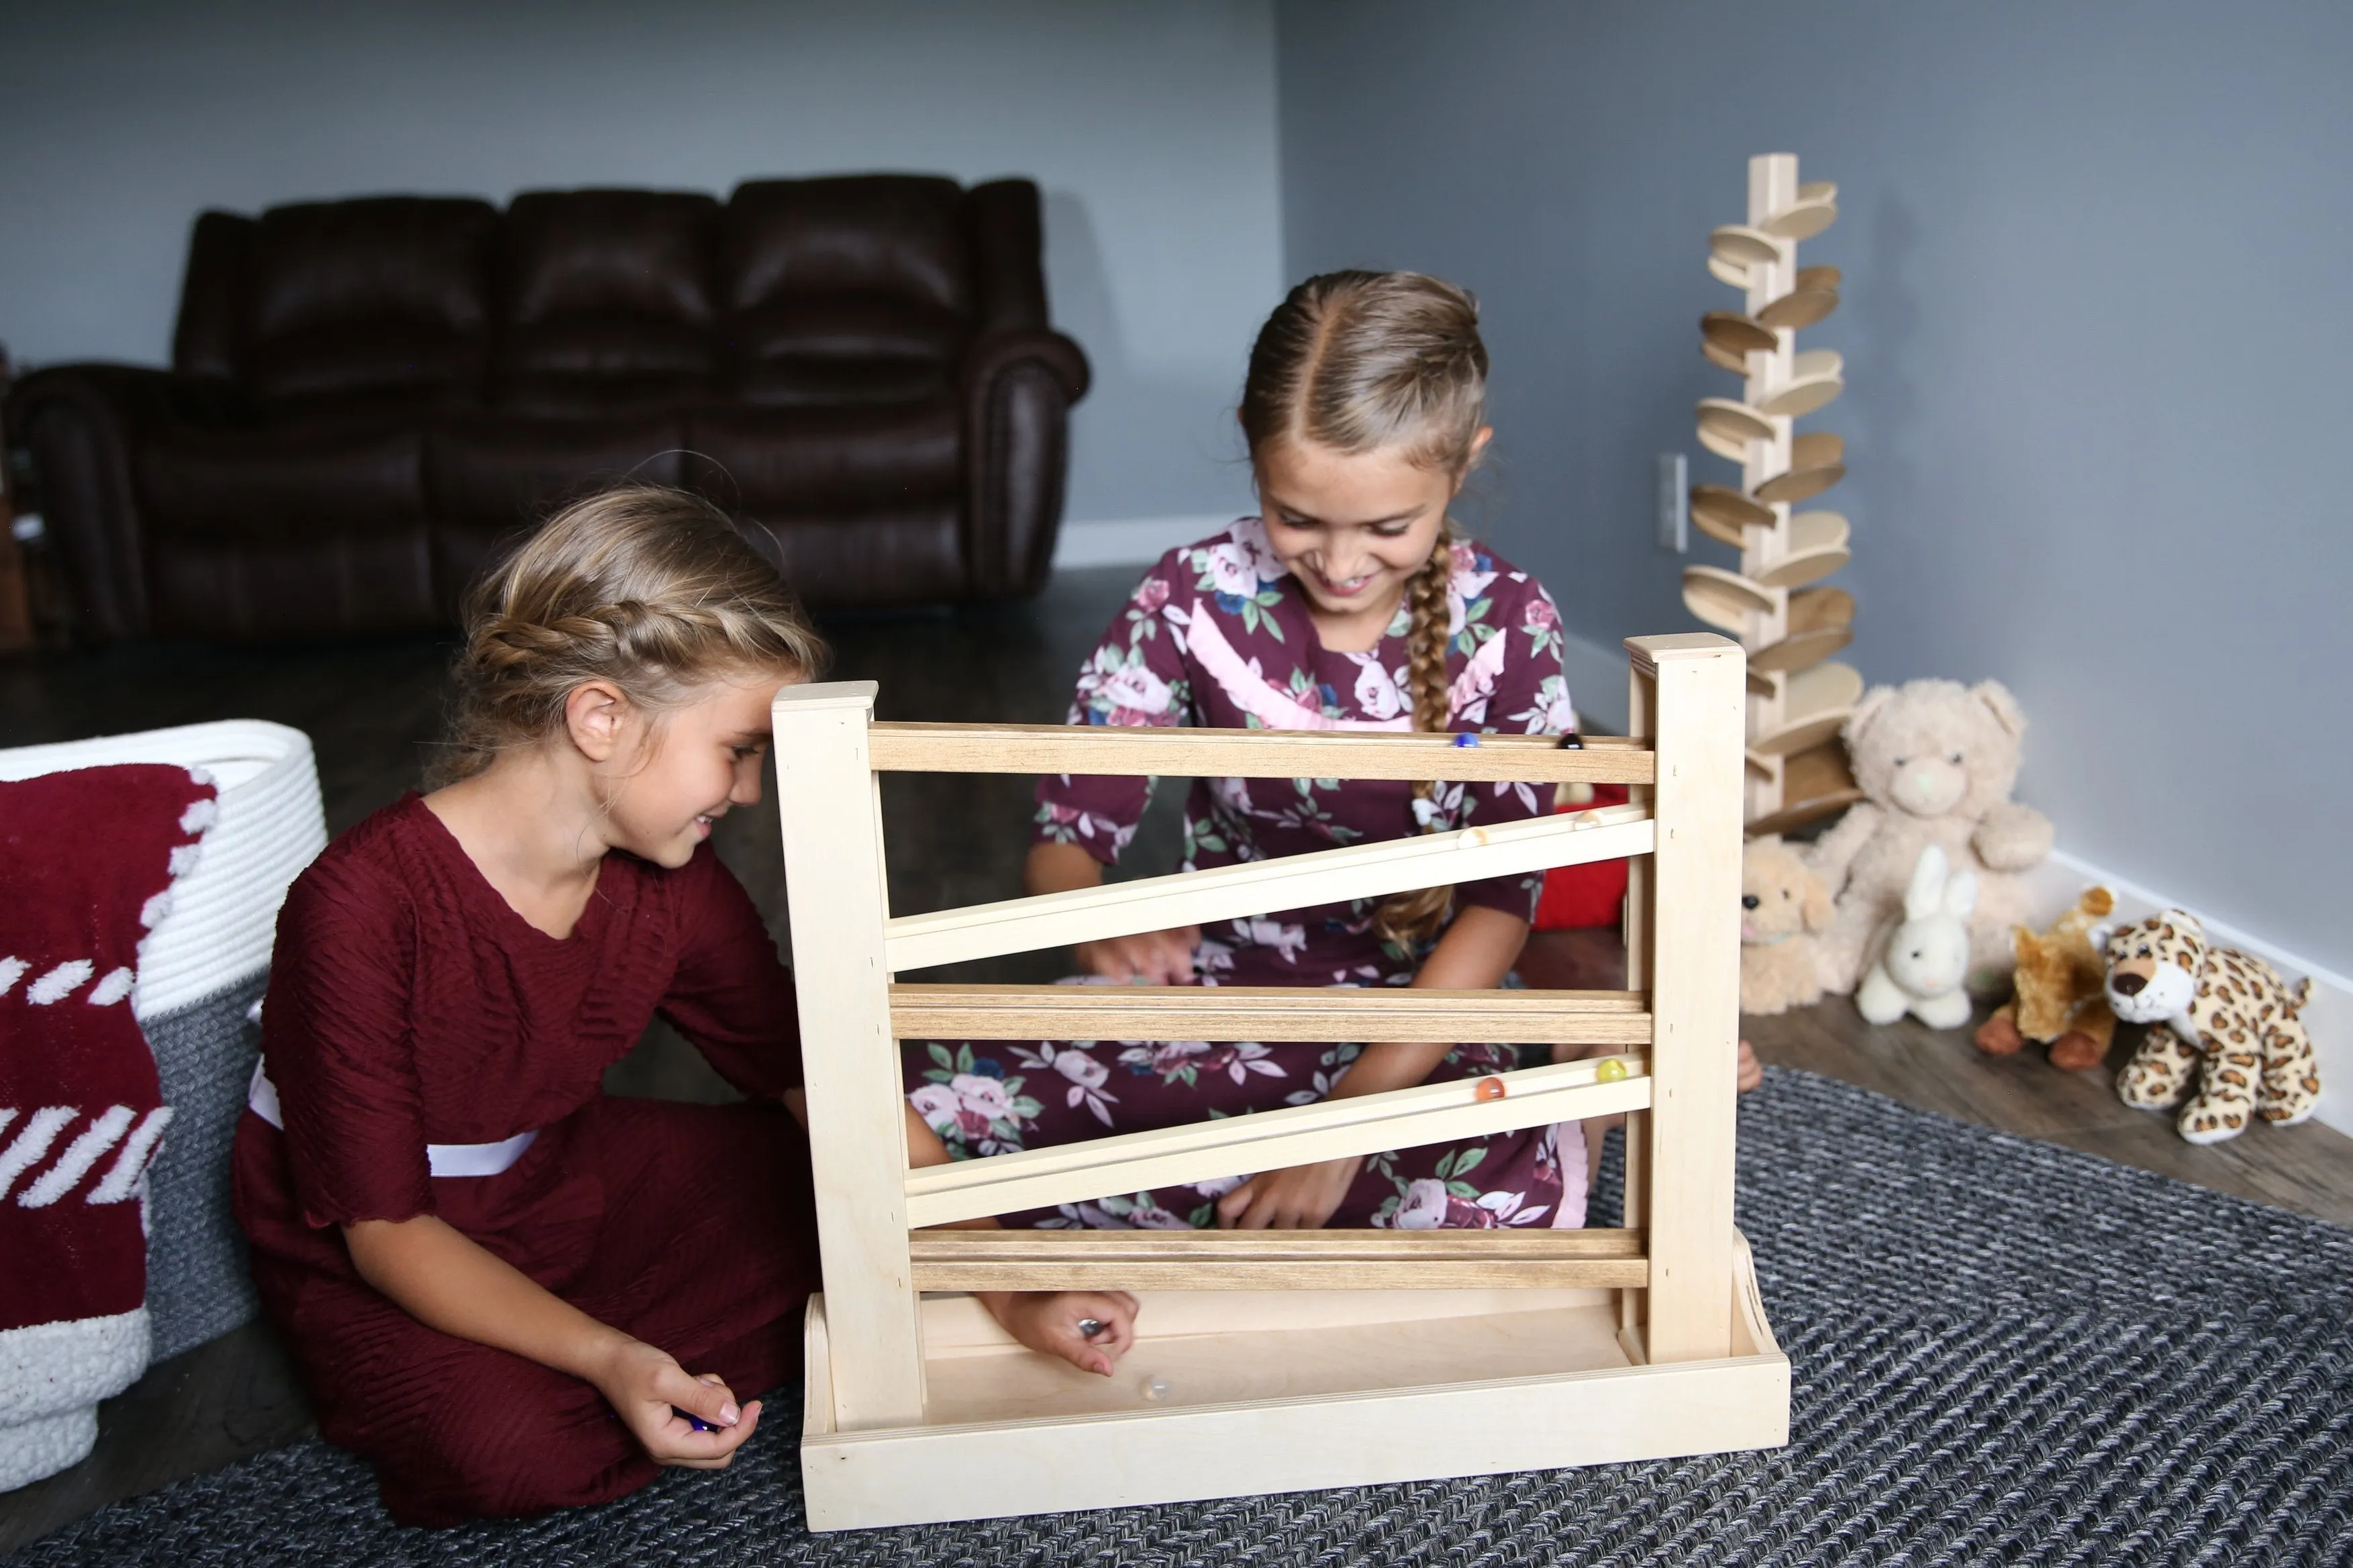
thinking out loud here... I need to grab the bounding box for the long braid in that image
[1236,272,1489,949]
[1372,528,1459,949]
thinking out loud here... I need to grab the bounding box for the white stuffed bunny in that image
[1855,844,1979,1029]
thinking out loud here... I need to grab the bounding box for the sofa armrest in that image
[967,179,1051,338]
[958,330,1091,599]
[4,365,231,641]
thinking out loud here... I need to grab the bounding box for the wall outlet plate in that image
[1657,453,1688,553]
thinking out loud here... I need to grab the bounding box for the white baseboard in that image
[1053,515,1232,571]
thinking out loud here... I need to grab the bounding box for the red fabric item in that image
[1532,784,1632,931]
[0,764,215,1334]
[232,794,817,1526]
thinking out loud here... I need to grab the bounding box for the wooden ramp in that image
[772,633,1789,1530]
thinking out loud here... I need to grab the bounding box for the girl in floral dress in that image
[905,272,1598,1377]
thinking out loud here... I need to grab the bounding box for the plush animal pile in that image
[1811,679,2051,996]
[2102,909,2322,1145]
[1738,836,1834,1016]
[1974,886,2117,1072]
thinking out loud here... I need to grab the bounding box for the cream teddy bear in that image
[1807,678,2052,996]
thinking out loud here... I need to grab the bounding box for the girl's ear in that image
[1451,427,1495,494]
[564,680,633,763]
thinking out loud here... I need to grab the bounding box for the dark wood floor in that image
[5,564,2350,1551]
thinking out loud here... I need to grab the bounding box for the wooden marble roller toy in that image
[770,633,1789,1530]
[1687,152,1864,835]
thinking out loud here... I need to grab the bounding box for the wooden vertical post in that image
[1740,152,1800,825]
[1617,658,1656,1341]
[771,680,927,1428]
[1626,635,1745,1364]
[1620,662,1656,998]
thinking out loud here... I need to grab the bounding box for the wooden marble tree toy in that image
[1685,152,1864,836]
[770,633,1788,1531]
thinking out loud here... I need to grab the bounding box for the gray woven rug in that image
[11,1068,2351,1566]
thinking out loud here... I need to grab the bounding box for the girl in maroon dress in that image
[901,272,1764,1381]
[234,488,826,1527]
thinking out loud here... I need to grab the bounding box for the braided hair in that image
[1238,271,1489,949]
[430,485,827,787]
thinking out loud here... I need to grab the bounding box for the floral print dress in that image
[902,517,1589,1231]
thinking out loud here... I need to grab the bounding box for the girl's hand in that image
[1216,1155,1363,1230]
[591,1337,761,1469]
[982,1290,1140,1376]
[1075,925,1201,986]
[1737,1037,1762,1094]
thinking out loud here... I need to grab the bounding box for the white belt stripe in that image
[246,1062,537,1178]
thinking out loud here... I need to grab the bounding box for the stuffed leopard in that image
[2099,908,2321,1145]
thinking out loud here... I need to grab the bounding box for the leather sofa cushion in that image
[246,323,485,419]
[685,399,958,513]
[246,199,495,411]
[495,191,721,412]
[734,507,968,606]
[495,317,717,415]
[502,190,718,323]
[423,413,686,528]
[148,531,437,640]
[730,295,962,405]
[137,426,423,540]
[723,177,970,317]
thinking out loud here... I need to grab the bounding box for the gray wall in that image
[1277,1,2353,975]
[0,0,1279,524]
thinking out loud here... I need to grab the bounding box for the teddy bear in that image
[1738,835,1833,1015]
[1807,678,2052,996]
[2101,908,2323,1145]
[1973,886,2117,1072]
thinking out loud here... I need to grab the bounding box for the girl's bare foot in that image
[979,1290,1140,1375]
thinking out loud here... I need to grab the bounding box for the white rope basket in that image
[0,720,326,1014]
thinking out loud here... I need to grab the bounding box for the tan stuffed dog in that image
[1974,886,2117,1071]
[1740,836,1834,1015]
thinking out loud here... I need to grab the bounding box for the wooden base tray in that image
[799,1238,1789,1530]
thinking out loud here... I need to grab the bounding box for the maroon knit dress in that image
[232,795,817,1528]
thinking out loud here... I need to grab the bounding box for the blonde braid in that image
[1372,528,1459,949]
[429,486,826,787]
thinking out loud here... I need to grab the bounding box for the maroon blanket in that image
[1,764,216,1338]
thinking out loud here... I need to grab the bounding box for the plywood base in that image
[799,1237,1789,1530]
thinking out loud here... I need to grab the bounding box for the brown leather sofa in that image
[7,176,1089,641]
